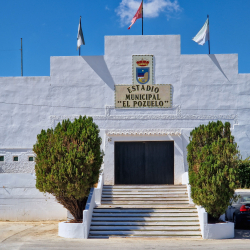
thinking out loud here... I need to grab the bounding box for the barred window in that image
[29,157,34,161]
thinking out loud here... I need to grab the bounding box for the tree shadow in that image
[235,229,250,239]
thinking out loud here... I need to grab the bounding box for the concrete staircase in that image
[89,185,201,238]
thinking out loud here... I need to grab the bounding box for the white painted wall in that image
[203,222,235,239]
[0,174,67,221]
[0,35,249,219]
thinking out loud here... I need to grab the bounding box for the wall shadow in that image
[208,54,230,82]
[82,56,115,90]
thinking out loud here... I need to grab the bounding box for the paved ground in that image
[0,222,250,250]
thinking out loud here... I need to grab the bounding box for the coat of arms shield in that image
[133,55,153,85]
[136,67,150,84]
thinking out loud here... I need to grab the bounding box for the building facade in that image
[0,35,249,220]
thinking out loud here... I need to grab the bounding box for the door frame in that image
[103,130,185,185]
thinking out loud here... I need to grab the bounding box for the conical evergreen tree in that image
[33,116,103,221]
[187,121,239,220]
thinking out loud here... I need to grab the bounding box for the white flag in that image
[192,18,209,45]
[77,16,85,50]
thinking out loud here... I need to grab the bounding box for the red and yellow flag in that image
[128,2,142,29]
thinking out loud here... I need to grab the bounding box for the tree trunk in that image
[56,195,88,221]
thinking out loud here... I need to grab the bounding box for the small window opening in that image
[29,157,34,162]
[0,156,4,161]
[13,156,18,161]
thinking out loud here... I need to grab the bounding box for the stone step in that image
[101,201,189,205]
[103,188,187,191]
[89,230,201,236]
[103,184,187,189]
[102,193,187,196]
[102,196,188,201]
[102,194,188,198]
[92,217,199,221]
[92,212,198,217]
[93,208,197,213]
[89,235,202,238]
[96,204,194,208]
[103,185,186,189]
[91,221,200,226]
[101,197,189,201]
[90,226,201,230]
[102,191,187,194]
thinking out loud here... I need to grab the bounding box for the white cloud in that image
[116,0,181,26]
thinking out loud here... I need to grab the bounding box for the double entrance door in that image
[115,141,174,185]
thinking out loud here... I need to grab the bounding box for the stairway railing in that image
[83,172,104,238]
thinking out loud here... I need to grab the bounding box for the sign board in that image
[114,55,172,108]
[115,84,172,108]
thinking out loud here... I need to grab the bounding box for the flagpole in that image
[142,0,143,35]
[207,15,210,54]
[79,16,81,56]
[21,38,23,76]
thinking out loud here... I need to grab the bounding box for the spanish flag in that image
[128,2,142,29]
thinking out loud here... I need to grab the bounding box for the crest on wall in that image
[114,54,172,109]
[133,55,153,85]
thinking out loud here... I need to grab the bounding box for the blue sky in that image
[1,0,250,76]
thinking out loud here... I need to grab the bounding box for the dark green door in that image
[115,141,174,184]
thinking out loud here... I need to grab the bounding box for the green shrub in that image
[238,158,250,188]
[187,121,239,220]
[33,116,103,221]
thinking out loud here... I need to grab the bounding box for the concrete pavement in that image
[0,221,250,250]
